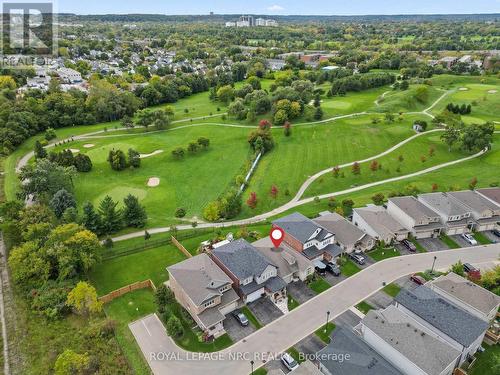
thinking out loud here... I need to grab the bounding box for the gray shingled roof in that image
[389,196,441,221]
[395,286,489,347]
[318,327,403,375]
[448,190,500,216]
[273,212,332,243]
[167,254,232,306]
[212,238,275,280]
[477,187,500,205]
[303,243,342,260]
[353,206,408,239]
[362,306,461,375]
[418,192,471,217]
[314,212,373,247]
[430,272,500,318]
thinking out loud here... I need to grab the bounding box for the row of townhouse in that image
[319,272,499,375]
[353,188,500,243]
[166,210,376,339]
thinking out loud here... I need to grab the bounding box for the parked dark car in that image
[323,260,341,276]
[463,263,479,274]
[410,274,426,285]
[492,229,500,238]
[232,311,249,326]
[401,239,417,252]
[349,250,366,265]
[314,260,327,276]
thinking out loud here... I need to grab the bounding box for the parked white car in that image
[461,233,478,246]
[281,353,299,371]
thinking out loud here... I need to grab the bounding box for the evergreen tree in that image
[81,202,101,234]
[74,154,92,172]
[313,106,323,120]
[34,140,47,159]
[107,149,127,171]
[50,189,76,218]
[123,194,147,228]
[98,195,122,234]
[128,148,141,168]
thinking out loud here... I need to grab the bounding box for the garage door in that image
[415,232,432,239]
[246,288,264,303]
[220,301,238,315]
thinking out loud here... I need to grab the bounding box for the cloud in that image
[267,5,284,12]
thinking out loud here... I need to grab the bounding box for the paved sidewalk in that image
[129,244,500,375]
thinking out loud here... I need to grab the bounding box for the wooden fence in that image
[171,236,192,258]
[99,279,156,304]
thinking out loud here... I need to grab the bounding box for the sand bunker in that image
[487,89,498,94]
[140,150,164,159]
[83,144,95,148]
[147,177,160,187]
[458,87,469,91]
[68,149,80,153]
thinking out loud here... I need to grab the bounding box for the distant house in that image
[439,56,458,69]
[394,286,489,364]
[352,205,409,244]
[317,327,403,375]
[266,59,287,71]
[167,254,239,339]
[428,272,500,323]
[272,212,342,261]
[57,67,83,83]
[210,239,286,304]
[252,237,315,283]
[418,192,474,235]
[315,212,375,252]
[358,305,461,375]
[447,190,500,232]
[386,196,444,239]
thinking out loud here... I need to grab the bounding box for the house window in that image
[204,299,216,308]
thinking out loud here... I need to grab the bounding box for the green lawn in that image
[382,283,402,298]
[241,306,263,329]
[253,368,268,375]
[430,76,500,124]
[340,258,361,277]
[104,289,157,375]
[308,276,332,294]
[304,129,466,199]
[315,322,336,344]
[287,294,300,311]
[367,246,401,261]
[439,234,460,249]
[469,343,500,375]
[273,134,500,223]
[473,232,493,245]
[374,84,444,114]
[355,301,375,314]
[90,244,187,295]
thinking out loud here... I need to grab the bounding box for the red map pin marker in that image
[270,227,284,248]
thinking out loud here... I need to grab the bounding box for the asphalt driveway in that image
[483,230,500,243]
[247,298,283,326]
[417,237,449,252]
[287,281,316,304]
[365,290,393,309]
[450,234,474,248]
[224,312,257,342]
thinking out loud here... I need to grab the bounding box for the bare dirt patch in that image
[147,177,160,187]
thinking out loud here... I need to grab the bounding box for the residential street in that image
[129,243,500,375]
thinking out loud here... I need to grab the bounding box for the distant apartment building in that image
[226,15,278,27]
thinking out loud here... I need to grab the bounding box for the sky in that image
[52,0,500,16]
